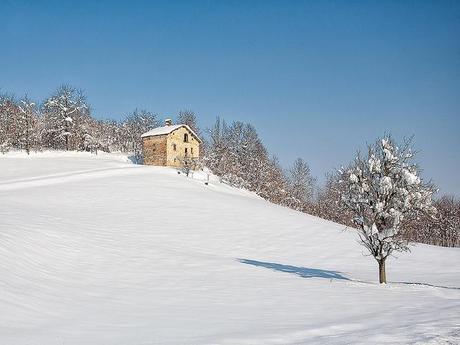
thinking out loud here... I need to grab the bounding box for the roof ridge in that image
[141,124,202,143]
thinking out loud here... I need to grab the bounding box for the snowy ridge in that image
[0,149,133,162]
[0,153,459,344]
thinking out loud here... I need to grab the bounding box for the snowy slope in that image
[0,152,459,345]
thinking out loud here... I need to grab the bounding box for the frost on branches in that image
[42,85,88,151]
[340,135,436,283]
[0,94,39,154]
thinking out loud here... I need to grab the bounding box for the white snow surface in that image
[0,152,459,345]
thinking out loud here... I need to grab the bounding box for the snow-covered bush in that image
[340,135,436,283]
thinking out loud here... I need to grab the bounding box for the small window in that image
[191,147,193,154]
[173,144,177,151]
[185,148,188,155]
[184,133,189,143]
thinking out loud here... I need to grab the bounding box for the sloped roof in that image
[141,124,202,143]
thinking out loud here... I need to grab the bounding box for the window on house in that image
[173,144,177,151]
[184,133,189,143]
[185,148,188,155]
[191,147,193,154]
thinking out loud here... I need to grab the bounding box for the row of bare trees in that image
[1,86,458,251]
[204,117,311,207]
[204,118,459,250]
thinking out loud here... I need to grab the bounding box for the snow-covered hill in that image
[1,152,459,344]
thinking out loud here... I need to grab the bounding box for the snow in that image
[141,124,202,142]
[403,168,421,185]
[379,175,393,195]
[0,152,459,344]
[141,124,183,137]
[349,173,358,183]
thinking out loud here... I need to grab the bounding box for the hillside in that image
[0,152,459,344]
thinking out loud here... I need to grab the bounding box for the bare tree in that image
[314,170,354,226]
[121,109,158,163]
[340,135,436,283]
[177,109,201,136]
[204,117,291,205]
[287,158,316,209]
[404,195,460,247]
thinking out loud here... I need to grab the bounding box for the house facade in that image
[141,120,202,167]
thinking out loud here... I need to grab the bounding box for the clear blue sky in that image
[1,0,459,195]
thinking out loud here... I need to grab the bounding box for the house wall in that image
[166,126,200,167]
[142,135,167,166]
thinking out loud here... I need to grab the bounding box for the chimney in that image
[165,118,173,126]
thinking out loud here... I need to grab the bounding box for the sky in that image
[1,0,459,195]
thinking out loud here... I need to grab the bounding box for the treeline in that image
[203,118,459,248]
[204,118,313,209]
[1,85,458,248]
[0,85,158,162]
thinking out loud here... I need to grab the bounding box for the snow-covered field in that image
[0,152,459,345]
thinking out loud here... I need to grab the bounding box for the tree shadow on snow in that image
[238,259,350,281]
[238,259,460,289]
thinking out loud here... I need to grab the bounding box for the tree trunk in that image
[26,127,30,155]
[378,259,387,284]
[65,116,69,151]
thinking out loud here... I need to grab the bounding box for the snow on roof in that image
[141,124,202,142]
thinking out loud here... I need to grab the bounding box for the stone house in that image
[141,119,202,167]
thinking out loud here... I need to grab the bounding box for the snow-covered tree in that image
[42,85,88,150]
[17,96,39,154]
[0,94,16,153]
[340,135,436,283]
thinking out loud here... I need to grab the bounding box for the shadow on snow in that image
[238,259,460,290]
[392,281,460,290]
[238,259,350,281]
